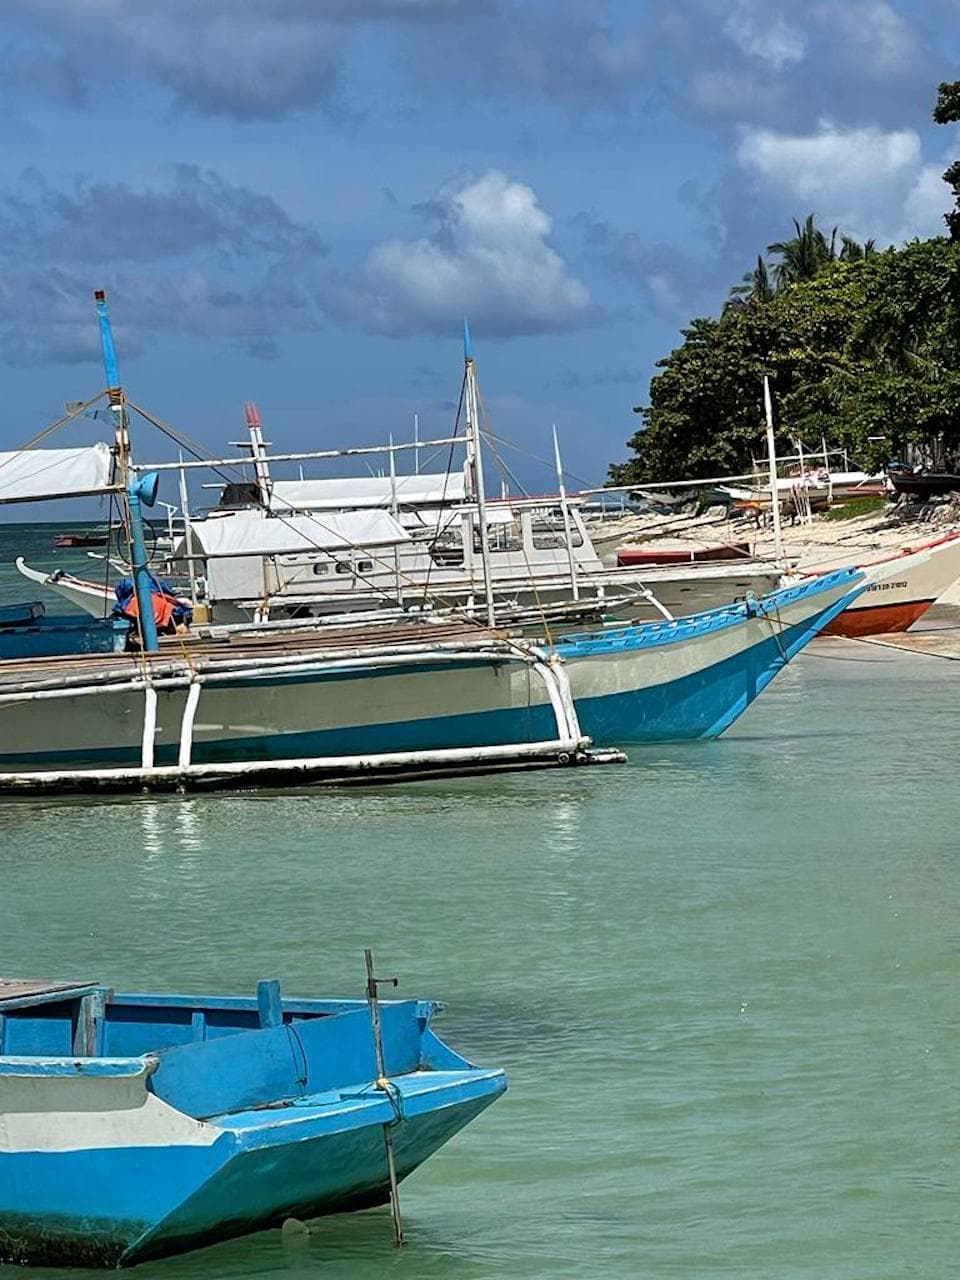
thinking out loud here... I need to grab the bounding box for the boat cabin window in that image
[312,562,332,576]
[474,517,522,554]
[334,560,353,575]
[357,560,373,574]
[531,510,583,549]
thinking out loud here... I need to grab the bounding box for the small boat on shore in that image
[890,470,960,499]
[804,532,960,637]
[616,541,751,567]
[52,530,109,549]
[0,974,506,1267]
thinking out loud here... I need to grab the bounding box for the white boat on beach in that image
[802,531,960,637]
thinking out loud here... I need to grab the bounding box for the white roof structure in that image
[185,508,411,559]
[269,472,467,512]
[0,443,115,504]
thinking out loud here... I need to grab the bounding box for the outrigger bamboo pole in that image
[136,435,467,473]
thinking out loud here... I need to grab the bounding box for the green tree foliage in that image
[726,255,775,308]
[934,80,960,240]
[611,83,960,486]
[610,238,960,484]
[725,217,875,308]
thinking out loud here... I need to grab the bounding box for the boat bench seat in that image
[148,1002,425,1120]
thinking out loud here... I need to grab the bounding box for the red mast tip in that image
[245,402,261,428]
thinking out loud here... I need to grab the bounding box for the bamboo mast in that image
[94,290,160,653]
[463,320,497,627]
[763,374,784,567]
[244,402,272,506]
[552,424,580,600]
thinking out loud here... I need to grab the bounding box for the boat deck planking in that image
[0,619,536,696]
[0,979,103,1010]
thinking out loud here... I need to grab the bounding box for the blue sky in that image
[0,0,958,501]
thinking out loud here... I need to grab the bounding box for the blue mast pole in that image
[94,289,160,653]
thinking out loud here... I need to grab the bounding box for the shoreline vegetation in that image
[610,80,960,490]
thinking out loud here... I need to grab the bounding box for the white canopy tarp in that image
[269,472,467,511]
[0,443,115,504]
[185,509,411,558]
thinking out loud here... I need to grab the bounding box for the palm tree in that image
[726,255,776,308]
[726,218,879,315]
[838,235,877,262]
[767,214,839,288]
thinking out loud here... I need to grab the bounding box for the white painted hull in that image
[15,557,782,627]
[15,559,113,617]
[808,533,960,636]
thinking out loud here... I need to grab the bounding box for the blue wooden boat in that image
[0,977,506,1267]
[0,601,128,660]
[558,565,864,741]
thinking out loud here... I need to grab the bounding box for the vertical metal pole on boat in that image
[388,433,398,517]
[552,424,580,600]
[128,472,161,653]
[364,948,404,1247]
[763,375,785,568]
[413,412,420,474]
[177,451,199,611]
[463,320,497,628]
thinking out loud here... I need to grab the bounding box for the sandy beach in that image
[590,498,960,607]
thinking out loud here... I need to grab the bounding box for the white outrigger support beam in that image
[135,435,469,474]
[0,640,625,793]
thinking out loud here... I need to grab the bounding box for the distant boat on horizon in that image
[52,530,109,549]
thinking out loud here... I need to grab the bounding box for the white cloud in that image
[320,169,598,337]
[900,164,952,242]
[821,0,916,72]
[733,120,956,245]
[737,121,921,201]
[723,7,806,70]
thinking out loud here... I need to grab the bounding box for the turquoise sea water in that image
[0,525,958,1278]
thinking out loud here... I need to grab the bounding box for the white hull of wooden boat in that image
[15,555,782,627]
[15,559,113,617]
[807,533,960,636]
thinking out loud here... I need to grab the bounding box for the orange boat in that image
[617,542,751,567]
